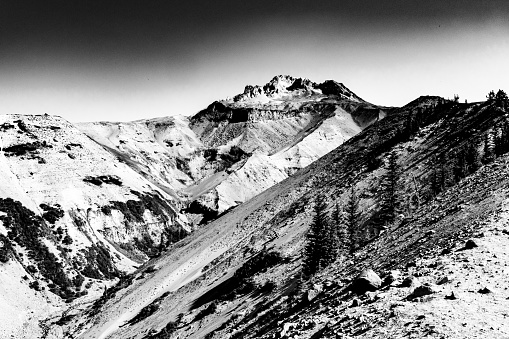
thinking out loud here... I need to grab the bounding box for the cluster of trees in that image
[430,122,509,198]
[302,151,401,277]
[487,89,508,109]
[303,195,352,276]
[303,89,509,278]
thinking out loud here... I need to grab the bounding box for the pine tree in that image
[495,89,508,109]
[378,151,399,226]
[303,195,329,276]
[440,153,453,188]
[294,269,307,297]
[494,126,504,157]
[320,214,337,269]
[483,131,495,164]
[487,90,496,102]
[453,148,468,183]
[345,187,359,253]
[502,123,509,155]
[430,157,441,197]
[331,203,348,255]
[404,113,415,141]
[466,137,482,173]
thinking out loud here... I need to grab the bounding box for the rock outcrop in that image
[350,269,382,294]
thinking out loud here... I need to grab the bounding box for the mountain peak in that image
[231,75,364,103]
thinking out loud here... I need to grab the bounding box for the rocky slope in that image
[0,114,187,339]
[78,75,385,221]
[60,96,509,339]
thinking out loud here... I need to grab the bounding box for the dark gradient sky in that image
[1,1,508,121]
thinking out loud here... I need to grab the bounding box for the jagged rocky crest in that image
[231,75,364,103]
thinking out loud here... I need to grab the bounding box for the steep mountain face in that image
[0,114,187,339]
[78,75,384,221]
[62,96,509,339]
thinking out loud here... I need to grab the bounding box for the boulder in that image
[350,269,382,294]
[445,291,457,300]
[400,276,421,288]
[305,284,323,302]
[407,284,437,300]
[464,239,478,249]
[280,322,297,337]
[478,287,492,294]
[437,276,452,285]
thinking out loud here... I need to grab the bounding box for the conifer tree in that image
[494,126,504,157]
[320,213,337,269]
[331,203,348,255]
[430,157,442,197]
[453,148,468,183]
[495,89,508,109]
[501,123,509,155]
[487,90,496,102]
[466,137,482,173]
[345,187,360,253]
[294,269,307,297]
[378,151,399,225]
[483,131,495,164]
[404,113,415,141]
[440,153,453,188]
[303,195,330,276]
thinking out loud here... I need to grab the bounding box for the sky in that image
[0,0,508,122]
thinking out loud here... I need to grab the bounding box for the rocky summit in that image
[1,77,509,339]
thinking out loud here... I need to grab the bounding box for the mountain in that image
[58,94,509,339]
[77,75,385,222]
[0,114,187,338]
[0,75,384,338]
[3,78,508,339]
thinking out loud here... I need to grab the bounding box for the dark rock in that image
[464,239,478,250]
[437,276,451,285]
[400,276,421,288]
[440,248,452,256]
[445,291,457,300]
[478,287,492,294]
[406,261,417,268]
[407,284,437,300]
[350,269,382,294]
[351,298,361,307]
